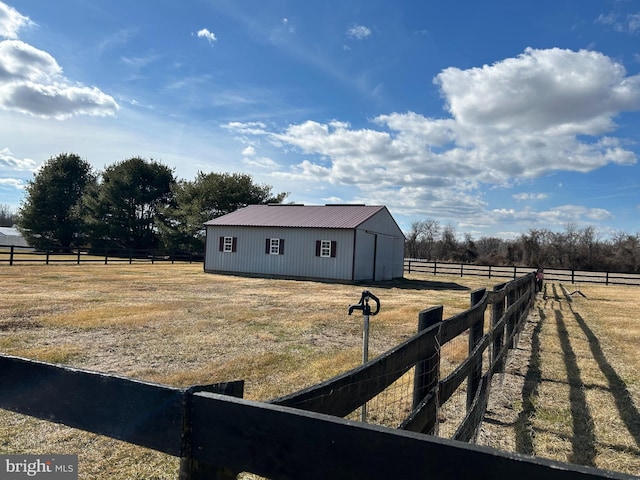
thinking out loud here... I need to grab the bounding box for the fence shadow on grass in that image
[560,285,640,449]
[367,278,471,291]
[514,306,545,456]
[553,284,597,467]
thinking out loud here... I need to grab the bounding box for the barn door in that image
[373,235,393,281]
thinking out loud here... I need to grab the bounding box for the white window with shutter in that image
[320,240,331,257]
[223,236,234,252]
[266,238,284,255]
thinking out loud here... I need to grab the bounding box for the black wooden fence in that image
[0,245,202,266]
[0,272,634,478]
[4,245,640,289]
[405,258,640,286]
[269,271,534,442]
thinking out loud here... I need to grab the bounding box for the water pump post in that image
[348,290,380,422]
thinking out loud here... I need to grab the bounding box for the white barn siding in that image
[204,204,405,282]
[352,212,405,281]
[0,228,29,247]
[205,226,356,280]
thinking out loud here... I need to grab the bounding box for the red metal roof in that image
[204,204,387,229]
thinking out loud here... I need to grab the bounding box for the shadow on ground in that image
[515,282,640,470]
[357,278,470,291]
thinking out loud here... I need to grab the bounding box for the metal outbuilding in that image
[0,227,29,247]
[204,204,405,282]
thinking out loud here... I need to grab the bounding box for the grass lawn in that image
[1,264,639,478]
[0,264,489,479]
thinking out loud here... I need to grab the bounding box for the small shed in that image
[0,227,29,247]
[204,204,405,282]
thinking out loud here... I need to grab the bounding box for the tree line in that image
[12,153,288,252]
[406,219,640,273]
[6,152,639,273]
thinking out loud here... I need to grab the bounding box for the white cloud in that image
[346,25,371,40]
[488,204,613,229]
[224,48,640,230]
[227,48,640,196]
[538,205,613,224]
[0,1,33,39]
[596,12,640,34]
[0,147,36,171]
[281,17,295,34]
[0,176,24,189]
[242,156,278,169]
[435,48,640,132]
[222,121,268,136]
[0,40,62,82]
[197,28,217,45]
[0,10,119,120]
[513,192,548,201]
[242,146,256,156]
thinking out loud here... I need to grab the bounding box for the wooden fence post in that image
[467,289,485,410]
[506,287,518,348]
[9,245,14,266]
[492,286,506,373]
[180,381,245,480]
[412,306,442,435]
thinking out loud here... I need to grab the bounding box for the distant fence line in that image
[0,245,203,266]
[4,246,640,288]
[1,272,633,478]
[405,258,640,287]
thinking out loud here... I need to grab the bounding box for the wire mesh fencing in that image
[272,273,536,445]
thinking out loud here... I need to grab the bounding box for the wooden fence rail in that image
[0,245,202,266]
[0,354,632,479]
[271,272,534,444]
[404,258,640,286]
[0,272,635,478]
[4,246,640,289]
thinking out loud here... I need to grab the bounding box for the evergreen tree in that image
[18,153,96,250]
[83,157,175,250]
[159,172,288,251]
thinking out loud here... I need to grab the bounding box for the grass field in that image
[479,281,640,477]
[1,264,639,478]
[0,264,489,479]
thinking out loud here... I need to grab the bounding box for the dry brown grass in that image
[0,264,488,479]
[480,281,640,477]
[4,265,639,478]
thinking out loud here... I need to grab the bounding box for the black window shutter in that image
[219,236,224,252]
[279,239,285,255]
[315,240,321,257]
[265,238,270,254]
[232,237,237,252]
[331,241,337,258]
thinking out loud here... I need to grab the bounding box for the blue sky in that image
[1,0,639,239]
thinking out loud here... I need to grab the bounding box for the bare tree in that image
[438,224,458,260]
[405,219,440,259]
[0,204,17,227]
[610,233,640,272]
